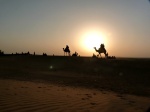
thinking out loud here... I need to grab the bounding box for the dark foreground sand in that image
[0,79,150,112]
[0,56,150,111]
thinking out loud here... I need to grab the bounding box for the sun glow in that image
[81,31,105,52]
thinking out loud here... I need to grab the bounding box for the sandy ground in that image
[0,79,150,112]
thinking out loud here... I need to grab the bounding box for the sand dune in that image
[0,79,149,112]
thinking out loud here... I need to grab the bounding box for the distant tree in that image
[0,50,4,55]
[27,51,30,55]
[43,53,47,56]
[92,53,97,58]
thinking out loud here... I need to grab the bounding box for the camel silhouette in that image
[72,51,78,56]
[63,45,70,56]
[94,44,108,58]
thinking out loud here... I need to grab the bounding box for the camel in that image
[63,45,71,56]
[94,44,108,58]
[72,51,78,56]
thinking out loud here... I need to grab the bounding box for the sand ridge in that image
[0,79,150,112]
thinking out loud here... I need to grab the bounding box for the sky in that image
[0,0,150,57]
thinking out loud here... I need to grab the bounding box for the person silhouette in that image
[66,45,69,51]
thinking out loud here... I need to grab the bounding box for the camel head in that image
[94,47,98,51]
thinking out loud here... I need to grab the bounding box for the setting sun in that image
[81,31,105,52]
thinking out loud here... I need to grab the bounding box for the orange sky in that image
[0,0,150,57]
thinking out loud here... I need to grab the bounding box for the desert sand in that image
[0,55,150,112]
[0,79,150,112]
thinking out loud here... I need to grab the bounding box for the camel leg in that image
[100,54,102,58]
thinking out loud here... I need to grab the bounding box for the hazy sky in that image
[0,0,150,57]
